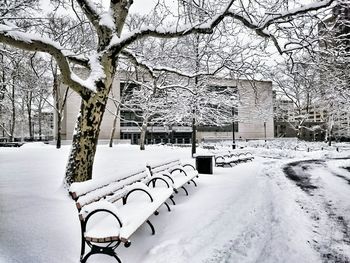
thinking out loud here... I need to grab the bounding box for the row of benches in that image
[69,159,199,263]
[214,152,254,167]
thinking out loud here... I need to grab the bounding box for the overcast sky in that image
[129,0,157,15]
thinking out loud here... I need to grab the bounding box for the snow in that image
[0,24,62,50]
[1,142,350,262]
[81,200,123,222]
[99,10,116,31]
[70,51,107,93]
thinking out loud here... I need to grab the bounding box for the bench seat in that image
[215,152,254,167]
[147,159,199,198]
[70,169,174,263]
[83,186,173,244]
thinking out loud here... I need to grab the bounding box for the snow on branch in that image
[110,0,334,56]
[76,0,115,46]
[130,78,195,95]
[108,0,236,53]
[121,49,225,80]
[120,49,156,78]
[66,55,90,68]
[75,0,103,30]
[259,0,335,28]
[0,24,93,97]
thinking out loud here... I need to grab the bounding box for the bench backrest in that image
[146,159,181,175]
[69,169,149,212]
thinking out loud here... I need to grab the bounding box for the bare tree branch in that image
[109,0,334,56]
[0,26,92,98]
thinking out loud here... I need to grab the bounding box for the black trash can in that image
[195,155,213,174]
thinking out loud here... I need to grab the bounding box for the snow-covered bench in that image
[237,152,254,162]
[214,152,254,167]
[146,159,199,201]
[69,168,174,263]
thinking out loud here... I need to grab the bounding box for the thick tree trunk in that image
[64,89,109,186]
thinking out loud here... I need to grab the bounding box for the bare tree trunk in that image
[53,75,61,148]
[10,78,15,142]
[328,127,333,146]
[53,69,68,149]
[139,119,148,151]
[109,104,120,147]
[64,88,109,186]
[26,91,33,140]
[191,110,196,156]
[38,104,42,141]
[191,34,200,157]
[56,112,62,148]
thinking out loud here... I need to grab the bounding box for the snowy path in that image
[109,159,320,263]
[283,158,350,262]
[1,144,350,263]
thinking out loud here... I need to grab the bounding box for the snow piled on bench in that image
[70,168,148,197]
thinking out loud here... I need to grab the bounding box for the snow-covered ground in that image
[1,142,350,263]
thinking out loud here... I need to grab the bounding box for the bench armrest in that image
[182,163,196,170]
[147,176,171,188]
[122,183,153,205]
[80,200,123,227]
[215,156,225,162]
[169,167,188,176]
[160,173,175,184]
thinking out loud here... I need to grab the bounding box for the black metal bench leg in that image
[181,186,189,196]
[81,250,94,263]
[191,179,197,187]
[80,224,86,261]
[146,220,155,235]
[164,201,171,212]
[112,253,122,263]
[80,239,86,261]
[170,196,176,205]
[81,245,122,263]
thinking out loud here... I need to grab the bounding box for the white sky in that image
[129,0,158,15]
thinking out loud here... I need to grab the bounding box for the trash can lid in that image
[193,154,214,157]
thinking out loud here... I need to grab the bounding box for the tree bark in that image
[26,91,33,140]
[139,120,148,151]
[38,103,42,141]
[328,127,333,146]
[56,114,62,148]
[109,104,120,147]
[109,114,118,147]
[10,77,15,142]
[64,86,110,186]
[191,112,196,156]
[52,70,68,149]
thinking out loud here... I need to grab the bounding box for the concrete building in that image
[57,73,274,144]
[197,78,274,142]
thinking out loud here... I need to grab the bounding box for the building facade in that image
[57,73,274,144]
